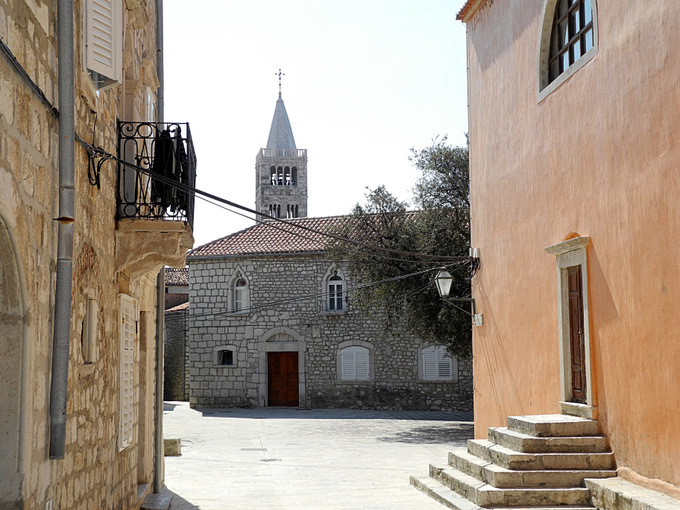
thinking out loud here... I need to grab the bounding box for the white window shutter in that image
[355,348,369,380]
[423,347,438,380]
[85,0,122,88]
[341,348,355,380]
[119,294,136,450]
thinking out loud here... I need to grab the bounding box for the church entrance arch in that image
[0,216,26,504]
[257,328,305,407]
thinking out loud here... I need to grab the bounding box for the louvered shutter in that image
[355,347,369,380]
[119,294,136,450]
[423,347,439,380]
[85,0,122,88]
[341,348,356,380]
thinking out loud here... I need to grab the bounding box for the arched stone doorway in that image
[0,216,25,505]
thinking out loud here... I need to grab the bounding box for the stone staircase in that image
[410,414,617,509]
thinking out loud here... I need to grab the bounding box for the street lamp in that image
[434,269,454,298]
[434,267,483,327]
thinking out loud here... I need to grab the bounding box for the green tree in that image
[330,136,472,356]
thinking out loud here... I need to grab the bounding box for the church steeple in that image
[255,75,308,220]
[266,94,297,150]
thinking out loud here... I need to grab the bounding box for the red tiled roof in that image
[166,301,189,312]
[187,216,352,259]
[456,0,485,21]
[165,267,189,286]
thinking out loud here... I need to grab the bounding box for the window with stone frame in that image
[230,270,249,313]
[548,0,594,83]
[421,345,457,382]
[327,270,344,312]
[214,348,235,367]
[340,346,370,381]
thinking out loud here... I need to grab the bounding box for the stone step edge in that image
[468,439,616,470]
[410,475,482,510]
[507,415,599,437]
[430,464,592,507]
[585,477,680,510]
[449,449,617,488]
[488,426,609,453]
[411,475,596,510]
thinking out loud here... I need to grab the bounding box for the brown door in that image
[567,266,587,403]
[268,352,299,406]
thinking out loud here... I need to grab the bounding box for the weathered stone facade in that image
[187,251,473,412]
[0,0,193,508]
[164,305,189,401]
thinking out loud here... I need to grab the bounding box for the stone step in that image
[449,448,617,488]
[429,464,593,507]
[507,414,599,437]
[468,439,615,471]
[411,475,596,510]
[488,426,609,453]
[586,477,680,510]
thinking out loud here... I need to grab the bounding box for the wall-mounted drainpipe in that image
[49,0,75,459]
[153,0,165,494]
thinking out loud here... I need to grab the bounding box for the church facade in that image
[183,94,473,411]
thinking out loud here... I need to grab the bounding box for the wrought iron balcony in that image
[117,121,196,229]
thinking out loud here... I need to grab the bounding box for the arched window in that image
[421,346,457,382]
[277,166,284,185]
[339,346,370,381]
[538,0,597,95]
[230,270,249,313]
[327,270,344,312]
[291,167,297,186]
[270,166,276,185]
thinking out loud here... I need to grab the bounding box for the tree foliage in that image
[330,136,472,356]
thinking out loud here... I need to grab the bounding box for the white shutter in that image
[355,348,369,380]
[119,294,136,450]
[423,347,438,380]
[85,0,122,88]
[341,348,355,380]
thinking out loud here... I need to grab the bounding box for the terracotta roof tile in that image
[187,216,351,259]
[165,267,189,286]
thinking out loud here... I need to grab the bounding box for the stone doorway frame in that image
[545,236,597,417]
[257,327,306,407]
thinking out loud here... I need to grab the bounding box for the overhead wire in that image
[76,136,471,263]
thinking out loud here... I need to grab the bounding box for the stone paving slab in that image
[162,402,473,509]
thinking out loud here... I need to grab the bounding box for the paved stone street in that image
[161,402,473,509]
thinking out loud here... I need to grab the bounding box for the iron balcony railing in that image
[117,121,196,229]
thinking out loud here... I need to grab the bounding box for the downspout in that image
[49,0,75,459]
[153,0,165,494]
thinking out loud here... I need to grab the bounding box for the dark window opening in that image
[548,0,593,83]
[217,350,234,366]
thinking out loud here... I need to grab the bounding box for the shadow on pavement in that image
[160,486,200,510]
[377,423,474,444]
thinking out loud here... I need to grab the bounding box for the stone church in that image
[183,92,472,411]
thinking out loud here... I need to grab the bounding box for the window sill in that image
[336,379,372,384]
[420,379,457,384]
[320,310,347,317]
[213,364,236,369]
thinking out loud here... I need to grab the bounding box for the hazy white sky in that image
[164,0,468,247]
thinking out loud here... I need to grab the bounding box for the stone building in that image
[412,1,680,508]
[184,94,472,412]
[0,0,195,508]
[187,216,472,411]
[165,267,189,310]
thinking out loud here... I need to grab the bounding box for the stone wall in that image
[0,0,173,508]
[165,308,188,401]
[187,256,473,412]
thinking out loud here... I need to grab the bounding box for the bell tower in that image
[255,71,308,219]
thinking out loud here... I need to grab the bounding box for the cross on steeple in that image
[275,68,285,97]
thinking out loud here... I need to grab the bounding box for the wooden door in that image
[268,352,299,407]
[567,266,587,403]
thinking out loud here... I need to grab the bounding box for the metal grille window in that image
[548,0,594,83]
[119,294,136,450]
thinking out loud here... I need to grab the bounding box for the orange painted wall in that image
[465,0,680,487]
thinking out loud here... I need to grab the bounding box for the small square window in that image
[216,349,234,366]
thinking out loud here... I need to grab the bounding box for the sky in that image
[164,0,469,248]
